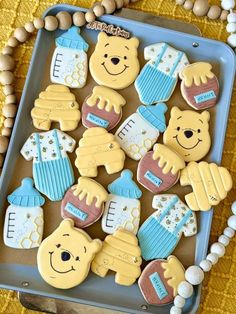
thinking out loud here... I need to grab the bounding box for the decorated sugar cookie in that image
[137,143,185,193]
[82,85,126,131]
[61,177,108,228]
[37,219,102,289]
[138,256,185,305]
[180,62,219,110]
[89,32,140,90]
[180,161,233,211]
[31,84,81,131]
[75,127,125,177]
[102,170,142,235]
[3,178,44,249]
[21,129,76,201]
[138,194,197,260]
[163,106,211,162]
[91,228,142,286]
[115,103,167,160]
[50,26,89,88]
[135,43,189,104]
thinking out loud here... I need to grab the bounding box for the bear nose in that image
[184,130,193,138]
[61,251,71,261]
[111,57,120,65]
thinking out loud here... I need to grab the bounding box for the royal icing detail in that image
[194,90,216,104]
[144,170,163,187]
[149,272,168,300]
[86,113,109,128]
[86,21,130,39]
[65,203,88,221]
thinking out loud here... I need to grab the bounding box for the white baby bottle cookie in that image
[102,169,142,235]
[115,103,167,161]
[50,26,89,88]
[4,178,45,249]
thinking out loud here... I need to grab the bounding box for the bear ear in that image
[59,219,74,230]
[171,106,182,118]
[128,37,139,49]
[97,32,108,45]
[201,110,210,122]
[89,239,102,254]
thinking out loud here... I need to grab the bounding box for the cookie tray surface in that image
[0,4,235,314]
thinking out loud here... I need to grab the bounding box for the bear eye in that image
[75,256,80,261]
[104,54,108,58]
[56,244,61,248]
[197,129,201,133]
[124,56,127,60]
[177,127,180,131]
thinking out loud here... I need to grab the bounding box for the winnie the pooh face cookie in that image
[89,32,140,90]
[37,219,102,289]
[163,107,211,162]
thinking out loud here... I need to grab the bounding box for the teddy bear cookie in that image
[61,177,108,228]
[180,62,219,110]
[37,219,102,289]
[82,85,126,131]
[115,103,167,160]
[138,194,197,260]
[91,228,142,286]
[135,43,189,104]
[31,84,81,131]
[21,129,76,201]
[102,170,142,235]
[75,127,125,177]
[89,32,140,90]
[4,178,44,249]
[163,106,211,162]
[138,256,185,305]
[137,143,185,193]
[180,161,233,211]
[50,26,89,88]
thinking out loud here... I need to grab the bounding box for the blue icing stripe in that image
[65,202,88,221]
[194,90,216,104]
[149,272,168,300]
[144,170,163,187]
[87,113,109,128]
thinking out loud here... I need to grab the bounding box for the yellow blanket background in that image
[0,0,235,313]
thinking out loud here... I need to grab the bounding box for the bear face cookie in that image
[61,177,108,228]
[163,106,211,162]
[82,85,126,131]
[37,219,102,289]
[89,32,140,90]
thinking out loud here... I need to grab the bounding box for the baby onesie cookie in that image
[82,85,126,131]
[37,219,102,289]
[138,194,197,260]
[75,127,125,177]
[135,43,189,104]
[137,143,185,193]
[138,256,185,305]
[180,161,233,211]
[50,26,89,88]
[115,103,167,160]
[31,84,81,131]
[89,32,140,90]
[4,178,44,249]
[61,177,108,228]
[102,170,142,235]
[163,106,211,162]
[21,129,76,201]
[180,62,219,110]
[91,228,142,286]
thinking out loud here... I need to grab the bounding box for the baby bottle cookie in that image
[61,177,108,228]
[138,194,197,260]
[75,127,125,177]
[91,228,142,286]
[31,84,81,131]
[138,256,185,305]
[4,178,44,249]
[82,85,126,131]
[180,62,219,110]
[89,32,140,90]
[115,103,167,161]
[180,161,233,211]
[37,219,102,289]
[50,26,89,88]
[135,43,189,104]
[102,170,142,235]
[137,143,185,193]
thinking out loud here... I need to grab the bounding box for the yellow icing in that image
[180,62,215,87]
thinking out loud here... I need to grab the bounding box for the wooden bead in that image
[14,27,29,43]
[224,227,235,238]
[227,12,236,23]
[7,37,18,48]
[227,22,236,33]
[44,16,58,31]
[56,11,72,30]
[176,0,185,4]
[218,235,230,247]
[102,0,116,14]
[130,0,138,2]
[4,118,14,128]
[5,94,16,104]
[1,127,11,137]
[207,5,221,20]
[0,54,15,71]
[222,0,235,11]
[2,85,14,96]
[220,10,229,21]
[184,0,194,10]
[174,295,185,308]
[0,71,14,85]
[227,215,236,230]
[93,4,105,17]
[193,0,210,17]
[2,104,17,118]
[231,201,236,214]
[33,17,45,29]
[177,281,193,298]
[85,10,96,23]
[170,306,181,314]
[0,135,9,154]
[0,154,4,168]
[199,259,212,272]
[72,11,86,27]
[206,253,218,265]
[123,0,130,5]
[2,46,13,56]
[210,242,225,257]
[185,266,204,285]
[24,22,35,33]
[115,0,124,9]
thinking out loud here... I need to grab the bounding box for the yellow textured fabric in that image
[0,0,235,313]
